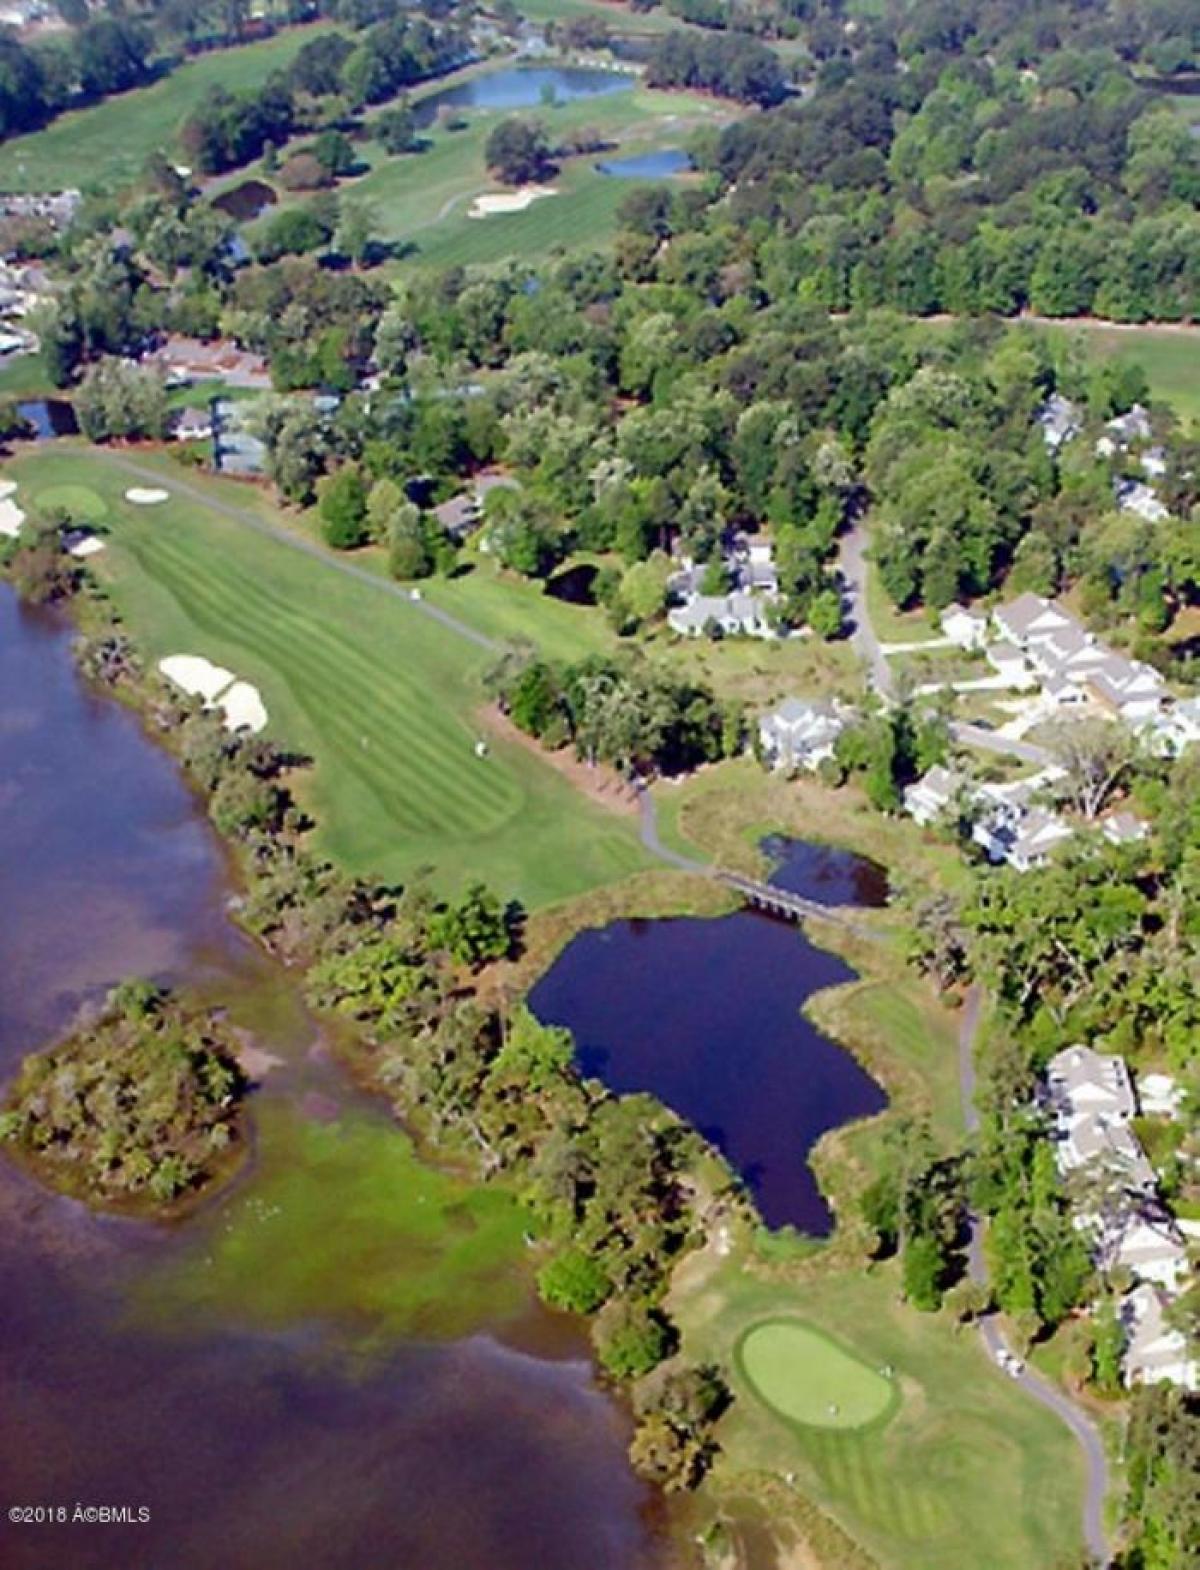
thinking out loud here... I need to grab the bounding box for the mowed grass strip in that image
[736,1318,898,1432]
[12,450,651,906]
[0,27,333,193]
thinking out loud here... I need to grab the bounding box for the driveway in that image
[949,720,1054,768]
[838,523,894,698]
[958,988,1111,1566]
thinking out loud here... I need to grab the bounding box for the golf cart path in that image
[959,986,1111,1566]
[93,451,500,655]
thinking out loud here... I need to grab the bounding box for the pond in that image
[211,179,278,223]
[529,840,888,1235]
[596,148,692,178]
[0,588,670,1570]
[546,562,599,604]
[17,398,78,439]
[413,65,634,128]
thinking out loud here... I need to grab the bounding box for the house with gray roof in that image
[1121,1284,1199,1391]
[992,593,1072,648]
[759,697,852,772]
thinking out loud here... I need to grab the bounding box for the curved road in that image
[92,451,501,655]
[958,987,1111,1566]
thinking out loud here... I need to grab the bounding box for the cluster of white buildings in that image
[942,592,1200,751]
[1039,395,1172,523]
[903,761,1088,871]
[668,535,780,640]
[1044,1046,1196,1391]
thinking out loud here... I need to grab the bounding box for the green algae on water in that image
[135,1102,532,1349]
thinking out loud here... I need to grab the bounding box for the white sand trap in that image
[159,654,236,703]
[468,185,557,219]
[0,479,17,500]
[125,487,170,505]
[0,495,26,538]
[217,680,268,733]
[68,534,106,558]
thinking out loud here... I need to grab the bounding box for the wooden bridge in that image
[716,870,876,936]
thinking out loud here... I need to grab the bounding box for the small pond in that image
[17,398,78,439]
[546,563,599,604]
[211,179,277,222]
[596,148,692,178]
[413,65,634,127]
[529,840,889,1236]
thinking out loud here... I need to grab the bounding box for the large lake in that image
[530,842,889,1235]
[0,589,670,1570]
[413,65,635,127]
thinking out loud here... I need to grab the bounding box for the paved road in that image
[838,523,894,698]
[949,720,1053,768]
[634,782,709,872]
[958,987,1111,1566]
[94,451,501,655]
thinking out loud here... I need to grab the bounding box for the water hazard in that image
[0,588,670,1570]
[530,840,889,1235]
[413,65,634,127]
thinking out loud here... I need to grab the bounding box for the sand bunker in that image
[125,487,170,505]
[468,186,557,219]
[216,680,268,734]
[68,534,106,558]
[159,654,236,703]
[0,479,18,500]
[0,496,25,538]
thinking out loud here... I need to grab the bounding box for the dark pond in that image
[211,178,278,222]
[17,398,78,439]
[413,65,634,127]
[547,562,599,604]
[0,588,672,1570]
[529,841,888,1235]
[597,148,692,178]
[761,834,889,907]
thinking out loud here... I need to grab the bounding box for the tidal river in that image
[0,587,672,1570]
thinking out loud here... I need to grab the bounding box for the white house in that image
[1106,404,1153,445]
[1037,393,1082,451]
[941,603,989,649]
[1121,1283,1199,1391]
[992,593,1072,648]
[759,697,851,772]
[985,640,1030,685]
[903,764,962,826]
[1084,656,1166,723]
[1097,1210,1191,1292]
[1026,620,1107,681]
[1047,1045,1138,1125]
[1102,811,1149,847]
[669,589,775,640]
[1138,1072,1184,1119]
[973,802,1072,872]
[1116,479,1169,524]
[172,406,213,442]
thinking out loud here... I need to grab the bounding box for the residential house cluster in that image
[1044,1045,1196,1392]
[1037,395,1172,522]
[668,534,780,640]
[758,695,854,772]
[942,592,1200,750]
[903,762,1078,872]
[0,256,53,358]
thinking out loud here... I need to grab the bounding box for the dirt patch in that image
[478,704,639,817]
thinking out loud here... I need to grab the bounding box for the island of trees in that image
[0,980,247,1211]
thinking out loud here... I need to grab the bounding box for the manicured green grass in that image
[675,1253,1088,1570]
[8,447,652,907]
[0,27,333,193]
[0,350,54,399]
[352,83,724,265]
[737,1318,899,1431]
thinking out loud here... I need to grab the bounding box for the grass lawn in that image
[736,1318,899,1431]
[673,1248,1088,1570]
[351,84,726,266]
[0,350,55,400]
[863,546,941,645]
[7,445,652,907]
[1037,320,1200,426]
[0,27,333,193]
